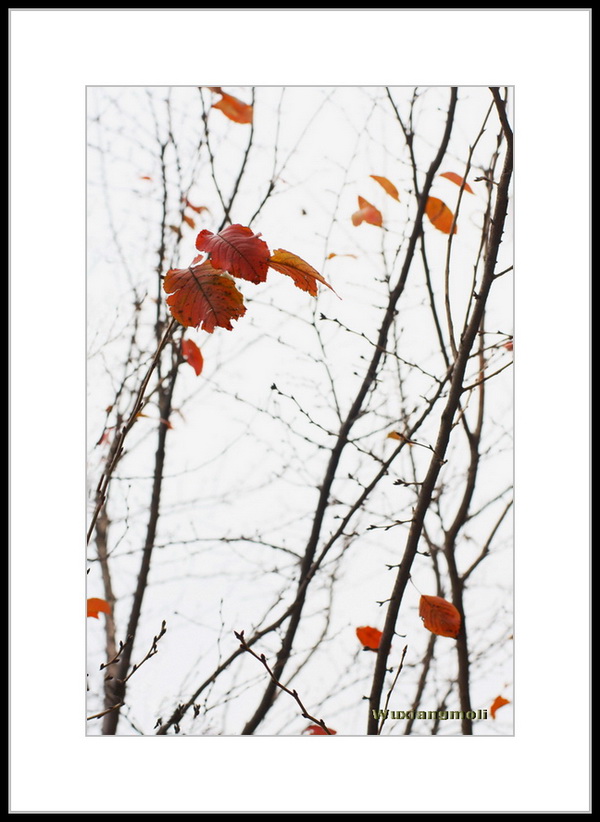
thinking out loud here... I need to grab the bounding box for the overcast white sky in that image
[10,8,590,814]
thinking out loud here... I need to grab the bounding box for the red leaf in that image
[425,197,457,235]
[87,598,111,619]
[503,339,513,351]
[303,724,337,735]
[419,595,461,638]
[268,249,337,297]
[370,175,400,201]
[164,260,246,333]
[490,695,510,719]
[195,224,270,285]
[212,92,253,124]
[356,625,383,650]
[181,338,204,376]
[440,171,474,194]
[351,196,383,227]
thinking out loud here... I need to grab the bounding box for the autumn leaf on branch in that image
[164,260,247,333]
[210,90,253,124]
[303,724,337,735]
[425,197,458,235]
[356,625,383,650]
[87,598,111,619]
[370,175,400,201]
[419,595,461,638]
[181,338,204,376]
[351,196,383,227]
[195,224,271,284]
[439,171,474,194]
[490,695,510,719]
[268,249,337,297]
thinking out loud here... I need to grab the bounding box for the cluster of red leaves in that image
[164,224,335,335]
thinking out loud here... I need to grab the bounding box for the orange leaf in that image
[184,199,210,215]
[490,695,510,719]
[87,598,111,619]
[326,253,357,260]
[387,431,413,445]
[356,625,383,650]
[503,340,513,351]
[425,197,457,235]
[351,196,383,227]
[195,224,270,285]
[268,249,337,298]
[419,595,461,638]
[181,338,204,376]
[303,724,337,735]
[182,214,196,229]
[139,175,152,181]
[440,171,474,194]
[212,92,253,125]
[164,260,246,333]
[370,175,400,201]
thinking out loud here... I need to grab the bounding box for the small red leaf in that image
[164,260,247,333]
[503,339,513,351]
[268,249,337,297]
[351,196,383,227]
[440,171,474,194]
[303,724,337,735]
[425,197,457,235]
[419,595,461,638]
[87,598,111,619]
[195,224,270,285]
[212,92,253,124]
[370,175,400,201]
[181,338,204,376]
[490,695,510,719]
[356,626,383,650]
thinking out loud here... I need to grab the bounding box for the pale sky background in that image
[10,8,590,814]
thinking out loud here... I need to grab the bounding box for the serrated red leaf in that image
[181,338,204,376]
[490,695,510,719]
[268,249,337,297]
[351,196,383,227]
[419,595,461,638]
[87,597,111,619]
[164,260,246,333]
[370,175,400,201]
[195,224,270,285]
[356,625,383,650]
[425,197,458,235]
[212,92,253,124]
[303,724,337,735]
[440,171,474,194]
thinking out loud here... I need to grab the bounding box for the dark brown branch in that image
[235,631,335,735]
